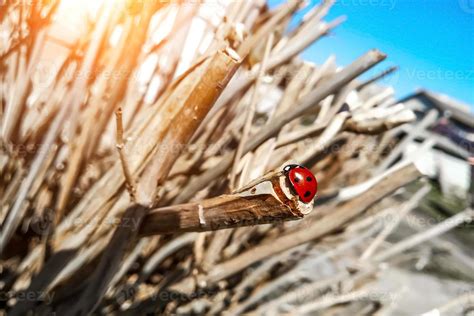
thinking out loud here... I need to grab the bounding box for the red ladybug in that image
[283,164,318,203]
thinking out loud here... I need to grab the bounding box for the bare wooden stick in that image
[135,47,241,205]
[140,168,313,236]
[50,49,241,246]
[115,107,137,202]
[356,65,398,90]
[230,33,274,189]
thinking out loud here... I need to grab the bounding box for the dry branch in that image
[230,33,274,189]
[356,65,398,90]
[115,107,137,202]
[135,47,241,204]
[140,168,313,235]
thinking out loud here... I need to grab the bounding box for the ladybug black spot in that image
[306,177,312,182]
[294,177,300,183]
[304,191,311,197]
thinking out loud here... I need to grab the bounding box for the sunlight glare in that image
[54,0,106,39]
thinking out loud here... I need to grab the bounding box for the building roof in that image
[412,89,474,128]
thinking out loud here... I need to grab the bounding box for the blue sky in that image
[269,0,474,107]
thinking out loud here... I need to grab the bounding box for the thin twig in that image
[230,33,274,189]
[115,107,137,202]
[140,169,313,236]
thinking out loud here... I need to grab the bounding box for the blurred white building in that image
[398,90,473,199]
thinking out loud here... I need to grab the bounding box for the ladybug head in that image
[283,164,300,173]
[283,164,318,204]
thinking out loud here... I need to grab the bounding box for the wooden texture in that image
[140,194,302,236]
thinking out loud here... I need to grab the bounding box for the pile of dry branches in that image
[1,1,472,315]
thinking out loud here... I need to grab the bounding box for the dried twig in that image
[115,107,137,202]
[140,168,314,235]
[230,33,274,189]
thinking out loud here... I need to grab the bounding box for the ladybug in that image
[283,164,318,203]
